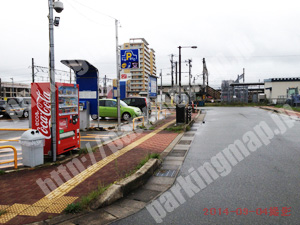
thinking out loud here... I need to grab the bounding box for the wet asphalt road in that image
[113,107,300,225]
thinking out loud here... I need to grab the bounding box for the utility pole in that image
[160,69,162,110]
[146,75,149,125]
[104,75,107,96]
[202,58,208,100]
[32,58,35,83]
[243,68,245,83]
[187,59,192,104]
[175,61,178,103]
[170,54,174,95]
[178,47,182,104]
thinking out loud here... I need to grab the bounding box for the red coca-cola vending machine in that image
[31,82,80,155]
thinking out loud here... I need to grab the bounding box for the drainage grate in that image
[169,150,187,157]
[155,169,177,177]
[178,140,192,145]
[190,128,198,131]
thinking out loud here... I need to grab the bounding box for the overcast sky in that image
[0,0,300,88]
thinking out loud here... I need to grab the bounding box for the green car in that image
[92,99,142,120]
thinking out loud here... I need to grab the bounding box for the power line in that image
[205,55,300,58]
[71,0,116,20]
[64,0,110,26]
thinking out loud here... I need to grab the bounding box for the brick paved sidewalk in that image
[0,112,197,225]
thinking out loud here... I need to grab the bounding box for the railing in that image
[132,116,144,131]
[157,109,167,120]
[0,145,18,169]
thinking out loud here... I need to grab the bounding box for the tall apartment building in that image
[121,38,156,96]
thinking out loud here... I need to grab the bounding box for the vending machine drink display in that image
[31,82,80,155]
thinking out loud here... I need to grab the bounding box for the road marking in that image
[80,139,103,142]
[86,134,115,137]
[0,128,29,131]
[0,136,21,143]
[0,139,19,142]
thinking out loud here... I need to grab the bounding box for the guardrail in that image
[0,145,18,169]
[151,105,160,111]
[157,109,167,120]
[132,116,144,131]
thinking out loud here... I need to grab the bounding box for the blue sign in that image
[149,76,157,98]
[61,60,99,116]
[120,49,139,69]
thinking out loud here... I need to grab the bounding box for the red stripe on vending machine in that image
[31,82,80,155]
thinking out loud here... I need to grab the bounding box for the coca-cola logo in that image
[35,89,51,139]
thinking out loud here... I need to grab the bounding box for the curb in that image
[90,158,161,210]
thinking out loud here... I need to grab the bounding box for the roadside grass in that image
[64,183,112,214]
[165,124,185,133]
[0,170,5,175]
[273,105,300,112]
[0,210,7,216]
[64,152,160,214]
[135,153,160,170]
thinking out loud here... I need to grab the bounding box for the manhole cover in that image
[178,140,192,145]
[184,133,195,137]
[169,150,187,157]
[155,169,177,177]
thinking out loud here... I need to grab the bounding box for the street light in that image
[10,78,14,97]
[178,46,197,104]
[48,0,64,162]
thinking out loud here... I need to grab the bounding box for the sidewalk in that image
[0,112,197,225]
[259,106,300,118]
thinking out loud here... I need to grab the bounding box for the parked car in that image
[0,100,10,117]
[0,99,22,118]
[7,97,31,118]
[91,99,142,120]
[122,97,151,115]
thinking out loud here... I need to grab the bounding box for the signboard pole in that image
[115,19,121,131]
[160,70,162,110]
[147,75,149,125]
[48,0,57,161]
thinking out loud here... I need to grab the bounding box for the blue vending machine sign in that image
[120,49,139,69]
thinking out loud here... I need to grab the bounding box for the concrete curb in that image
[90,158,161,210]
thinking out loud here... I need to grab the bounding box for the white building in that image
[264,77,300,103]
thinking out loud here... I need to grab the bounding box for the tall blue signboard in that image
[61,60,99,116]
[149,75,157,98]
[120,49,139,69]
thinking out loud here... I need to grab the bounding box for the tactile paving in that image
[19,206,47,216]
[53,196,78,205]
[43,203,68,214]
[6,203,30,213]
[0,212,18,224]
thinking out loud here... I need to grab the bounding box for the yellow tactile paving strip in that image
[0,119,175,224]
